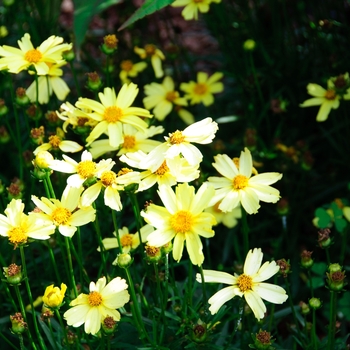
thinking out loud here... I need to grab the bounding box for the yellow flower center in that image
[237,274,253,292]
[120,234,133,247]
[121,60,133,72]
[154,161,169,176]
[101,171,117,187]
[77,160,96,179]
[169,130,185,144]
[104,106,123,123]
[166,91,178,102]
[145,44,156,56]
[193,83,208,96]
[24,49,42,63]
[122,135,136,149]
[233,157,240,169]
[117,168,132,177]
[324,89,336,100]
[49,135,62,148]
[88,291,103,306]
[51,207,72,225]
[104,34,118,49]
[170,210,193,234]
[233,174,249,190]
[8,226,27,246]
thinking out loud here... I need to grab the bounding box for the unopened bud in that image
[300,250,313,269]
[3,264,22,284]
[309,297,322,310]
[10,313,27,334]
[114,253,133,268]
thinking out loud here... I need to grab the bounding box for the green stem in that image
[47,245,61,284]
[111,209,122,253]
[198,265,207,307]
[325,249,331,265]
[64,237,78,298]
[44,173,56,199]
[54,309,69,348]
[224,299,244,350]
[241,206,249,255]
[327,291,337,350]
[312,308,318,350]
[128,192,145,256]
[308,270,314,298]
[47,321,59,350]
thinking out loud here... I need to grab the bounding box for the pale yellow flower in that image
[196,248,288,320]
[0,199,55,248]
[141,183,216,266]
[172,0,221,20]
[31,185,96,238]
[0,33,72,74]
[119,59,147,84]
[134,44,165,78]
[205,202,241,228]
[43,283,67,309]
[180,71,223,106]
[143,76,188,121]
[64,276,129,335]
[76,84,152,147]
[208,149,282,214]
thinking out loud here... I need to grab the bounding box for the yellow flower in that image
[0,199,55,248]
[64,276,130,335]
[0,33,72,74]
[43,283,67,309]
[196,248,288,320]
[208,149,282,214]
[134,44,165,78]
[180,71,223,106]
[75,84,152,147]
[143,76,188,121]
[26,61,70,104]
[31,185,96,238]
[205,202,241,228]
[119,60,147,84]
[33,127,83,155]
[141,183,216,266]
[172,0,221,20]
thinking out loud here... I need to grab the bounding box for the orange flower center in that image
[122,135,136,149]
[120,234,133,247]
[324,89,336,100]
[101,171,117,187]
[49,135,62,148]
[145,44,156,56]
[51,207,72,226]
[121,60,133,72]
[166,91,178,102]
[77,160,96,178]
[233,174,248,190]
[88,291,103,306]
[117,168,132,177]
[8,226,27,246]
[169,130,185,144]
[170,210,193,234]
[24,49,42,63]
[237,274,253,292]
[193,83,208,96]
[154,161,169,176]
[104,106,123,123]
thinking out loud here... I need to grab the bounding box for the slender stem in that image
[327,291,337,350]
[111,209,122,253]
[64,237,78,298]
[47,245,61,284]
[224,299,244,350]
[128,192,145,256]
[44,173,56,199]
[325,249,331,265]
[47,320,59,350]
[308,270,314,298]
[198,265,207,306]
[311,308,318,350]
[54,309,69,347]
[241,207,249,255]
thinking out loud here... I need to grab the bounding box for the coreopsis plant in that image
[63,276,130,335]
[75,84,152,147]
[196,248,288,320]
[119,59,147,84]
[143,76,188,121]
[141,182,216,266]
[180,71,224,106]
[0,33,72,74]
[172,0,222,20]
[134,44,165,78]
[207,149,282,214]
[0,199,55,248]
[31,185,96,237]
[43,283,67,309]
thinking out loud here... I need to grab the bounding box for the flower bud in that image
[299,301,310,315]
[101,316,118,334]
[161,241,173,255]
[0,125,10,144]
[276,198,289,215]
[300,250,313,269]
[26,104,42,121]
[250,329,274,349]
[0,99,8,116]
[327,264,346,291]
[318,228,332,248]
[10,313,27,334]
[101,34,118,55]
[62,49,75,62]
[34,151,54,170]
[309,297,322,309]
[43,283,67,309]
[144,244,162,264]
[15,88,30,106]
[243,39,256,51]
[276,259,291,278]
[3,264,22,284]
[86,72,103,92]
[192,319,207,343]
[114,253,133,268]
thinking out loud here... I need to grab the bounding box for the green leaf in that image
[118,0,175,31]
[314,207,332,228]
[73,0,122,49]
[339,291,350,321]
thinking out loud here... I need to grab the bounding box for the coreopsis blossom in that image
[98,224,154,253]
[0,33,72,74]
[0,199,55,248]
[75,84,152,147]
[180,72,224,106]
[172,0,221,20]
[49,150,114,188]
[175,106,195,125]
[141,183,216,266]
[300,78,350,122]
[196,248,288,320]
[64,276,129,335]
[140,117,218,172]
[89,125,164,159]
[207,149,282,215]
[31,185,96,238]
[33,127,83,155]
[205,202,241,228]
[80,167,140,211]
[43,283,67,309]
[120,150,199,191]
[119,59,147,84]
[134,44,165,78]
[26,61,70,104]
[143,76,188,121]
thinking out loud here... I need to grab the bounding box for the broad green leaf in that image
[73,0,122,49]
[119,0,175,31]
[339,292,350,321]
[331,202,348,233]
[314,207,332,228]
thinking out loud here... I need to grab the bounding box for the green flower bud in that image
[300,250,314,269]
[10,313,27,334]
[249,329,275,349]
[192,319,207,343]
[114,253,133,268]
[101,34,118,55]
[101,316,118,334]
[144,244,162,264]
[243,39,256,51]
[309,297,322,309]
[3,264,22,284]
[299,301,310,315]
